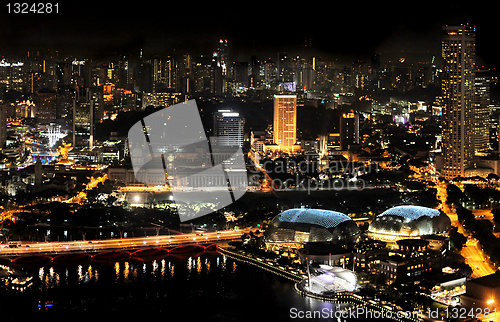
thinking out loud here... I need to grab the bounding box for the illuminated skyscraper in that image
[72,88,95,149]
[217,39,228,77]
[211,39,228,94]
[36,89,57,124]
[271,94,300,152]
[340,111,359,150]
[0,104,6,148]
[182,54,192,95]
[213,110,245,147]
[441,25,476,179]
[474,69,491,154]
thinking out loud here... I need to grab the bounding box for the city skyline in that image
[0,4,498,69]
[0,5,500,319]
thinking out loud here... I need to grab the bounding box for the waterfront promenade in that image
[219,247,422,322]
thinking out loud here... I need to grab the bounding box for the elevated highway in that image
[0,229,251,263]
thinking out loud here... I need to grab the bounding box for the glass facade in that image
[368,205,451,241]
[264,208,360,243]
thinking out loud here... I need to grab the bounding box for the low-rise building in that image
[462,273,500,309]
[371,239,443,282]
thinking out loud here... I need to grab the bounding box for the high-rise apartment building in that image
[270,94,300,152]
[441,24,476,179]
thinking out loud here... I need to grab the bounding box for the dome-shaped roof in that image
[277,208,352,229]
[378,205,440,221]
[368,205,450,241]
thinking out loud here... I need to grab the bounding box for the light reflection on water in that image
[35,252,235,291]
[1,252,379,320]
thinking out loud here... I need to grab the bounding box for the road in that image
[472,209,496,222]
[435,182,496,278]
[436,182,459,226]
[461,238,496,278]
[0,228,252,256]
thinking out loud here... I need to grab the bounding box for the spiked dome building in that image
[265,208,361,294]
[264,208,360,245]
[368,205,451,242]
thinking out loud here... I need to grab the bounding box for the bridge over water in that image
[0,229,250,264]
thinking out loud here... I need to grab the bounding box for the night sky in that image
[0,2,497,68]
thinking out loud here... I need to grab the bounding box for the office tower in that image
[15,99,35,118]
[70,60,91,87]
[301,59,314,92]
[89,87,104,123]
[474,69,491,154]
[250,55,260,88]
[352,60,369,90]
[182,54,192,94]
[371,53,381,89]
[210,60,223,95]
[417,64,432,89]
[118,57,133,88]
[340,112,359,150]
[0,60,24,92]
[40,59,58,91]
[210,40,228,94]
[137,61,153,93]
[0,104,6,148]
[150,57,165,93]
[36,89,57,124]
[272,94,300,152]
[233,62,249,86]
[72,88,94,149]
[441,25,476,179]
[277,52,292,82]
[213,110,245,147]
[264,60,276,84]
[392,64,411,92]
[217,39,228,77]
[371,53,381,75]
